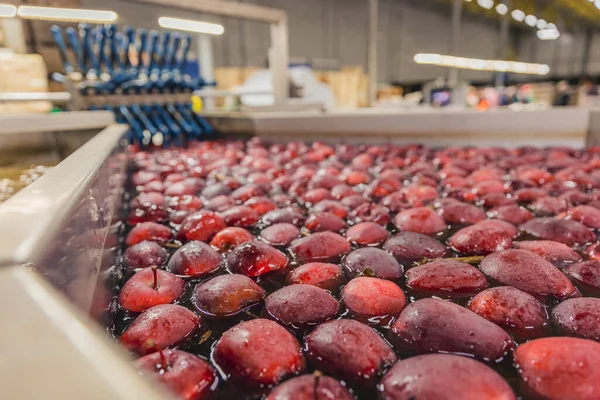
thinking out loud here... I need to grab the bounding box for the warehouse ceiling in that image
[443,0,600,29]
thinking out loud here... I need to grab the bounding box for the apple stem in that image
[244,310,260,319]
[158,348,166,370]
[151,266,159,290]
[160,242,182,249]
[313,370,322,399]
[446,255,485,265]
[198,330,212,345]
[361,267,377,277]
[564,198,570,213]
[415,255,485,266]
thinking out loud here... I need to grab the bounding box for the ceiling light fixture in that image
[0,4,17,18]
[524,14,538,27]
[536,19,548,29]
[537,29,560,40]
[158,17,224,35]
[495,3,508,15]
[477,0,494,10]
[511,9,525,22]
[17,6,117,22]
[414,53,550,75]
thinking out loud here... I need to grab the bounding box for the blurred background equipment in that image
[4,0,600,112]
[48,22,217,146]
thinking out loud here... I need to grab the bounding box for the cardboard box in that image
[0,53,52,114]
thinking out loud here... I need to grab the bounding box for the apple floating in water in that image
[119,266,186,312]
[135,348,217,400]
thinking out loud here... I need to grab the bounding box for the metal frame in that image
[0,265,169,400]
[130,0,290,108]
[449,0,462,84]
[0,123,172,399]
[0,110,114,136]
[586,109,600,147]
[76,93,192,109]
[0,92,72,104]
[197,33,216,109]
[207,107,591,148]
[0,123,126,266]
[367,0,378,107]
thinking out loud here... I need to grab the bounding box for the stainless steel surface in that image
[449,0,462,83]
[0,122,173,399]
[0,91,72,103]
[205,112,255,137]
[241,99,324,113]
[207,107,590,148]
[495,0,510,87]
[499,0,510,59]
[197,34,215,109]
[0,124,128,313]
[586,109,600,147]
[270,16,290,108]
[0,266,169,400]
[367,0,378,107]
[0,111,115,136]
[194,88,275,98]
[78,93,191,108]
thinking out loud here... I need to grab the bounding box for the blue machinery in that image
[50,24,215,146]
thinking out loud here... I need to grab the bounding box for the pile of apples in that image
[115,140,600,400]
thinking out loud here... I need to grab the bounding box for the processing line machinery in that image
[48,23,215,147]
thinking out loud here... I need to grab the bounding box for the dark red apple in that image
[135,350,217,400]
[120,304,199,355]
[119,267,186,312]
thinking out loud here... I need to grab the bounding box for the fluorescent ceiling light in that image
[536,19,548,29]
[414,53,442,64]
[537,29,560,41]
[17,6,117,22]
[0,4,17,18]
[595,0,600,10]
[158,17,224,35]
[511,9,525,22]
[477,0,494,10]
[524,14,538,27]
[495,4,508,15]
[414,53,550,75]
